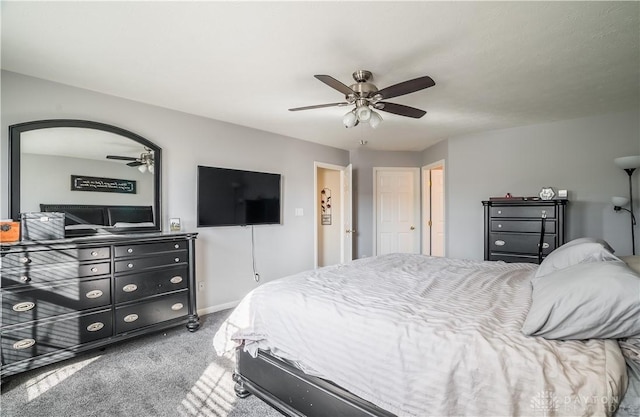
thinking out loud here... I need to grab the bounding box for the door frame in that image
[421,160,446,256]
[314,162,351,268]
[372,167,421,256]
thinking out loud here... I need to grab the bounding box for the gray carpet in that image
[0,309,282,417]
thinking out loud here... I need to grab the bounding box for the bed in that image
[214,239,640,416]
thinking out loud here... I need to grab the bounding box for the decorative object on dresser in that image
[613,155,640,255]
[0,232,199,379]
[483,199,567,263]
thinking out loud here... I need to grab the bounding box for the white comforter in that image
[214,254,627,417]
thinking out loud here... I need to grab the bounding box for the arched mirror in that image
[9,120,161,237]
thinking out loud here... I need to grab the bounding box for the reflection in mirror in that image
[10,120,161,237]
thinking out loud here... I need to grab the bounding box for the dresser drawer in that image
[115,267,188,304]
[490,219,557,233]
[489,205,556,219]
[1,261,111,288]
[1,247,110,268]
[115,292,188,334]
[2,278,111,326]
[114,241,187,258]
[1,310,113,365]
[490,253,540,264]
[115,253,187,273]
[489,233,556,255]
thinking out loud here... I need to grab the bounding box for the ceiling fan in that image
[289,70,435,128]
[106,147,155,173]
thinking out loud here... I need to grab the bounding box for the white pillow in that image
[534,240,619,279]
[561,237,614,253]
[523,260,640,339]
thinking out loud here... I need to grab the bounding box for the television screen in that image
[197,166,281,227]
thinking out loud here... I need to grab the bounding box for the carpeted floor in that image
[0,309,282,417]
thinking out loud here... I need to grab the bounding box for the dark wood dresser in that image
[0,232,199,379]
[483,200,567,263]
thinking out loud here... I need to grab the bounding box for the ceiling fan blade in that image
[106,155,138,161]
[126,161,143,167]
[314,75,356,96]
[289,102,349,111]
[376,76,435,100]
[377,102,426,119]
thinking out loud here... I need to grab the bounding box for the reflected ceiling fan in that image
[106,147,154,173]
[289,70,435,128]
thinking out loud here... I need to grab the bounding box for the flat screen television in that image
[197,165,281,227]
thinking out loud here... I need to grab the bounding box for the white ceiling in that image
[2,1,639,151]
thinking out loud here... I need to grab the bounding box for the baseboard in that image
[197,300,240,317]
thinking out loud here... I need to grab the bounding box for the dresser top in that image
[1,231,197,250]
[482,199,568,206]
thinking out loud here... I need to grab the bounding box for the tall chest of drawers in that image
[483,200,567,263]
[0,232,199,379]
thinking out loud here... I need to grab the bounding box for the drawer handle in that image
[20,275,31,283]
[170,276,183,284]
[86,289,104,299]
[174,257,180,263]
[171,303,184,311]
[90,267,99,273]
[127,248,134,254]
[497,210,502,215]
[91,250,99,257]
[21,257,31,264]
[495,240,506,246]
[13,338,36,350]
[13,301,35,312]
[497,224,502,228]
[124,314,139,323]
[174,244,180,249]
[123,284,138,292]
[541,243,550,249]
[87,322,105,332]
[127,263,134,269]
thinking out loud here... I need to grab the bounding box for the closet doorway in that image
[314,162,353,268]
[422,160,445,257]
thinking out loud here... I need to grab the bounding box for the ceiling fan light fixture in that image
[138,164,147,173]
[369,111,383,128]
[148,163,154,174]
[356,105,371,122]
[343,110,358,128]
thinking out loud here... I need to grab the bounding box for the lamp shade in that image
[138,164,147,173]
[369,111,382,129]
[612,196,629,207]
[614,155,640,170]
[343,111,357,128]
[356,105,371,122]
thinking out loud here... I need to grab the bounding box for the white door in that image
[430,167,445,256]
[315,162,353,268]
[422,162,446,257]
[342,164,354,262]
[374,168,420,255]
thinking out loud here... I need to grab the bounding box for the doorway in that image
[373,167,421,255]
[315,162,353,268]
[422,160,445,257]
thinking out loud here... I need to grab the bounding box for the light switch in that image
[295,208,304,217]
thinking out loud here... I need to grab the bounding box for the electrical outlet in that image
[198,281,204,291]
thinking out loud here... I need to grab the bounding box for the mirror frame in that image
[9,119,162,235]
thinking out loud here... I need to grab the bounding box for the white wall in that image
[1,71,349,311]
[430,109,640,259]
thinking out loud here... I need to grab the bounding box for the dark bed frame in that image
[233,348,397,417]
